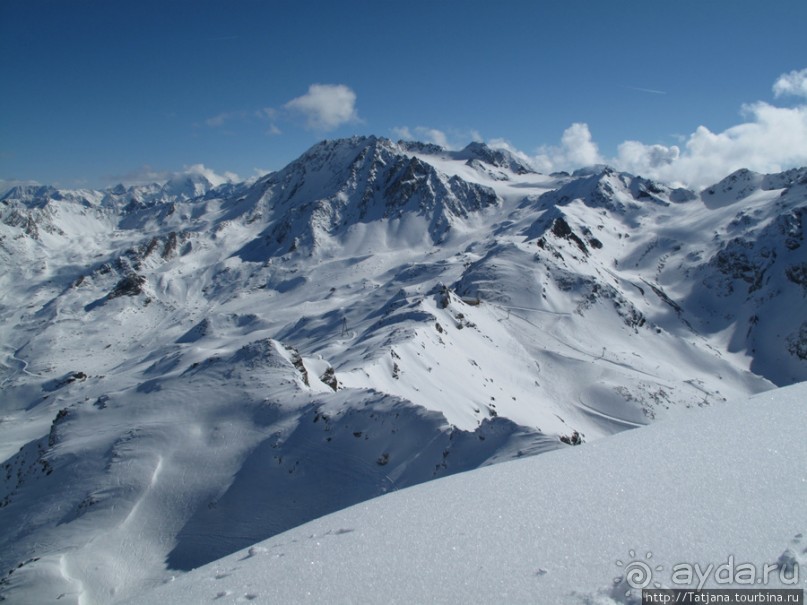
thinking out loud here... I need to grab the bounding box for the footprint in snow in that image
[793,531,805,552]
[774,532,806,577]
[777,549,799,574]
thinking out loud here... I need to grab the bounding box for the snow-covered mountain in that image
[0,136,805,603]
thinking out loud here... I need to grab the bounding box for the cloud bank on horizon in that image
[401,67,807,190]
[6,70,804,195]
[194,68,806,192]
[115,163,242,188]
[137,68,807,191]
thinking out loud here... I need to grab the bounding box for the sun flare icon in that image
[614,549,664,594]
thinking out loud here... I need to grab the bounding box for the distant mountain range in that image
[1,136,805,603]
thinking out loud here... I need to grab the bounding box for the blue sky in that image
[2,0,806,189]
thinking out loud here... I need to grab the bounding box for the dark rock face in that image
[109,274,146,299]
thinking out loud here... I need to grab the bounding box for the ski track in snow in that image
[1,352,43,388]
[121,455,163,528]
[576,397,647,429]
[495,305,663,383]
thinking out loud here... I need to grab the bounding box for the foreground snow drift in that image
[118,382,807,605]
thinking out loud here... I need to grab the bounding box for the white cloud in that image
[486,68,807,189]
[561,123,603,167]
[414,127,450,149]
[391,126,414,140]
[773,68,807,99]
[284,84,359,131]
[259,107,278,120]
[205,114,228,128]
[615,140,680,175]
[529,123,604,173]
[611,101,807,188]
[112,165,170,186]
[112,164,239,187]
[203,107,281,137]
[182,163,240,187]
[392,126,481,150]
[205,110,248,128]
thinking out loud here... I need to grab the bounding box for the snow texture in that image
[120,383,807,605]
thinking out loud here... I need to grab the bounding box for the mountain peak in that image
[455,141,537,175]
[235,136,499,259]
[397,140,446,155]
[0,184,59,203]
[159,172,217,201]
[702,166,807,207]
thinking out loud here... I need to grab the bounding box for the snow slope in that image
[118,382,807,605]
[1,137,805,603]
